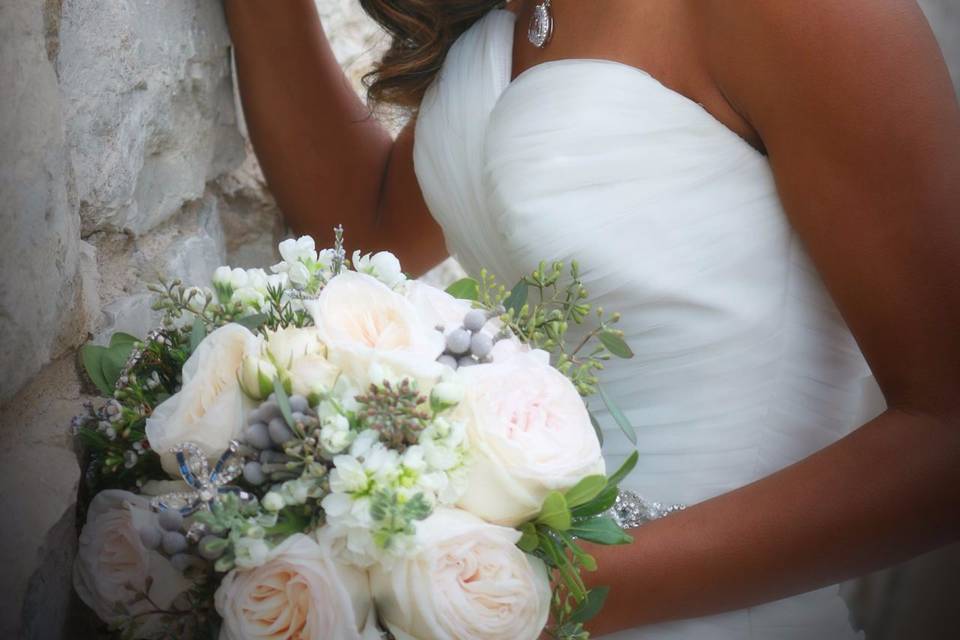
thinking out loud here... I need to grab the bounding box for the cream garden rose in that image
[454,351,605,525]
[308,271,445,390]
[73,491,192,632]
[146,323,258,475]
[369,508,551,640]
[215,534,379,640]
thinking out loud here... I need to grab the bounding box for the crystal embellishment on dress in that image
[527,0,554,48]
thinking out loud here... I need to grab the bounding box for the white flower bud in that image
[261,492,285,513]
[430,381,465,412]
[239,353,278,401]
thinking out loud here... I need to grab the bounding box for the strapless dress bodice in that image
[412,9,880,639]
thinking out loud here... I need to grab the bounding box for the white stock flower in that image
[216,534,380,640]
[454,351,605,526]
[319,413,354,455]
[369,508,550,640]
[308,271,445,389]
[233,537,271,570]
[146,323,258,475]
[276,236,318,268]
[352,250,406,288]
[73,491,192,632]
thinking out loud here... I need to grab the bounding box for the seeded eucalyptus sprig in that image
[447,261,638,444]
[448,261,633,397]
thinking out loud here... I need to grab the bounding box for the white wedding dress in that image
[412,8,885,640]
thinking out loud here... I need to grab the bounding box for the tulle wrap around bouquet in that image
[71,229,640,640]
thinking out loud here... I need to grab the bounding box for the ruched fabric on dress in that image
[413,9,882,639]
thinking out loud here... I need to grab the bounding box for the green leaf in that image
[598,329,634,359]
[189,318,207,354]
[236,313,269,331]
[589,410,604,447]
[569,586,610,624]
[101,341,135,391]
[555,529,598,571]
[517,523,539,553]
[569,517,634,546]
[80,344,112,396]
[445,278,479,301]
[598,385,637,445]
[536,491,571,531]
[109,332,139,348]
[564,475,607,509]
[538,531,586,601]
[605,450,639,489]
[571,484,619,519]
[273,377,295,428]
[504,279,528,315]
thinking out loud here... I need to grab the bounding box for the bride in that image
[225,0,960,637]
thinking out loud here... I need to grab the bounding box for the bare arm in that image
[224,0,446,274]
[589,1,960,633]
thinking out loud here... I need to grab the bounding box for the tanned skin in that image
[226,0,960,633]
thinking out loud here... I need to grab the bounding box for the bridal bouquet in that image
[71,229,639,640]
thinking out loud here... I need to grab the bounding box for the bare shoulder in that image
[694,0,955,144]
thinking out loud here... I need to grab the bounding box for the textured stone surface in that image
[58,0,245,236]
[0,0,93,406]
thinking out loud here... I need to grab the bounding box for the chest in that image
[507,0,764,154]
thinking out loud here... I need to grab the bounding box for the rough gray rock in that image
[58,0,245,236]
[0,0,93,406]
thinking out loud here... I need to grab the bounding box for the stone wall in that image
[0,1,957,639]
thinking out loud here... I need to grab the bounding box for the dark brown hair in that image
[358,0,504,112]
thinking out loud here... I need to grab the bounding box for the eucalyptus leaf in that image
[109,332,140,348]
[536,491,571,531]
[564,475,607,509]
[517,522,539,553]
[273,377,295,428]
[445,278,480,301]
[569,517,634,546]
[101,342,135,390]
[80,344,112,396]
[504,279,528,315]
[538,531,586,600]
[598,385,637,445]
[598,329,634,359]
[569,586,610,624]
[571,484,619,519]
[605,450,639,489]
[189,318,207,354]
[589,410,604,446]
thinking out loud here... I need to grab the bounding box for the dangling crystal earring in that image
[527,0,554,48]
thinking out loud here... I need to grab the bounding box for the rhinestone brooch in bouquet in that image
[71,228,643,640]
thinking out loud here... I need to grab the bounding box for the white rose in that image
[215,533,379,640]
[146,323,258,475]
[353,250,406,288]
[73,491,192,632]
[264,326,325,367]
[454,352,605,525]
[369,508,550,640]
[308,271,444,388]
[264,326,339,396]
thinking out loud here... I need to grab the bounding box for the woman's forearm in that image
[587,407,960,635]
[224,0,392,239]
